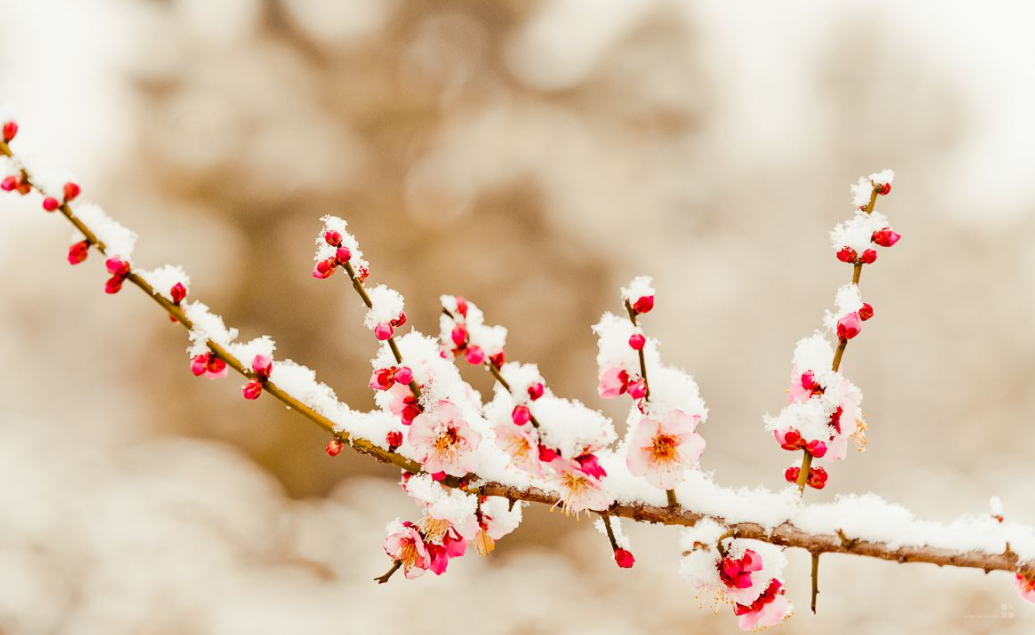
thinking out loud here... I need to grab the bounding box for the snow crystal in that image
[183,301,239,357]
[17,152,74,200]
[593,312,661,371]
[822,284,865,332]
[314,215,368,273]
[138,265,190,301]
[645,365,708,423]
[363,285,404,330]
[830,210,892,255]
[228,336,276,365]
[533,395,616,458]
[75,203,138,259]
[764,399,831,441]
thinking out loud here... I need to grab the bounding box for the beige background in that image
[1,0,1033,633]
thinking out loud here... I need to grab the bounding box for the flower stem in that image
[374,560,402,584]
[796,452,813,494]
[666,488,678,508]
[811,552,821,613]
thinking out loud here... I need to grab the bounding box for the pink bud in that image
[63,182,80,202]
[628,378,647,400]
[632,295,654,315]
[858,302,874,321]
[243,380,263,400]
[872,227,901,247]
[104,276,124,294]
[170,282,187,304]
[575,453,607,479]
[806,440,827,458]
[488,351,505,368]
[324,230,342,246]
[431,471,446,482]
[455,296,468,317]
[465,345,485,365]
[836,247,857,263]
[628,333,646,350]
[326,439,344,456]
[2,120,17,142]
[42,197,60,212]
[538,445,559,463]
[392,311,407,327]
[105,257,129,277]
[335,246,352,265]
[784,466,800,483]
[512,405,531,426]
[67,240,90,265]
[394,366,413,385]
[251,354,273,378]
[386,430,403,451]
[374,323,394,341]
[527,382,544,401]
[451,324,468,347]
[1,176,16,191]
[614,548,635,568]
[836,312,862,341]
[877,183,892,195]
[190,354,209,377]
[859,249,877,264]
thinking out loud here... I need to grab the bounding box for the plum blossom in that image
[439,295,507,368]
[598,365,631,398]
[626,411,705,489]
[550,458,612,515]
[1016,574,1035,605]
[408,400,481,477]
[190,351,227,380]
[494,419,543,477]
[383,523,432,579]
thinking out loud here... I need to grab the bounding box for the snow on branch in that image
[1,116,1033,630]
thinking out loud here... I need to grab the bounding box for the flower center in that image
[651,434,679,461]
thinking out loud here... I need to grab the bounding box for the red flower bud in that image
[455,296,468,318]
[394,366,413,385]
[335,246,352,265]
[386,430,403,451]
[67,240,90,265]
[324,230,342,246]
[512,405,531,426]
[629,333,646,350]
[63,181,81,202]
[488,351,505,369]
[243,380,263,400]
[614,548,635,569]
[806,439,827,458]
[451,324,468,347]
[632,295,654,315]
[858,302,874,321]
[784,466,801,483]
[392,311,407,327]
[0,176,16,191]
[104,277,124,294]
[859,249,877,264]
[628,378,647,400]
[807,466,829,489]
[836,312,862,341]
[465,345,485,365]
[877,183,891,195]
[170,282,187,304]
[836,247,857,263]
[538,445,559,463]
[527,382,544,401]
[374,323,394,340]
[872,227,901,247]
[42,197,60,212]
[2,120,18,142]
[326,439,344,456]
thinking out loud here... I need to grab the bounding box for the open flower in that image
[733,579,793,631]
[408,401,481,477]
[494,420,543,477]
[383,524,431,580]
[386,383,422,425]
[598,365,630,398]
[626,411,705,489]
[550,459,612,515]
[1016,574,1035,605]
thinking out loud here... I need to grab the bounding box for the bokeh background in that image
[1,0,1034,633]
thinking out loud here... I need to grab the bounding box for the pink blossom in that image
[720,549,763,590]
[335,246,352,265]
[408,401,481,477]
[598,366,630,398]
[511,405,531,426]
[370,366,412,391]
[324,230,342,246]
[734,580,792,630]
[312,257,336,279]
[190,352,228,380]
[627,378,647,400]
[386,383,422,425]
[527,382,544,401]
[67,240,90,265]
[465,345,485,365]
[872,227,901,247]
[551,459,612,515]
[787,367,823,404]
[626,412,705,489]
[242,380,262,400]
[574,453,607,479]
[1016,574,1035,605]
[859,302,874,321]
[374,322,394,340]
[629,333,646,350]
[383,525,432,580]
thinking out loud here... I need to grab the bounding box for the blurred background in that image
[1,0,1033,633]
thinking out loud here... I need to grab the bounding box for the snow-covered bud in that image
[858,302,874,321]
[511,405,531,426]
[42,197,60,212]
[836,312,862,341]
[170,282,187,305]
[527,382,544,401]
[374,323,394,341]
[324,230,342,246]
[859,249,877,264]
[632,295,654,315]
[63,182,81,202]
[326,439,344,456]
[465,345,485,365]
[614,548,635,569]
[386,430,403,451]
[488,351,505,369]
[872,228,901,247]
[67,240,90,265]
[628,378,647,400]
[335,246,352,265]
[805,439,827,458]
[395,366,413,385]
[190,352,227,380]
[312,257,336,280]
[243,380,263,400]
[836,247,857,263]
[629,333,646,350]
[2,120,18,142]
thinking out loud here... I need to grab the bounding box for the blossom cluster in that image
[765,171,900,490]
